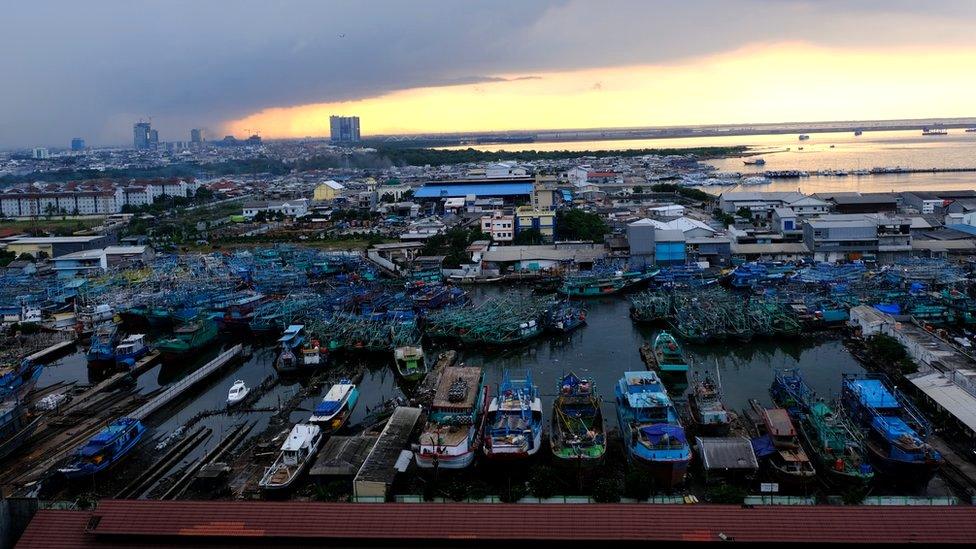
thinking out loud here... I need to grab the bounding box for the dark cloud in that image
[1,0,973,147]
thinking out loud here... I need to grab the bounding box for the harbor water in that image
[34,287,953,498]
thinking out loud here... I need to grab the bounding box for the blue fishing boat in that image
[615,370,691,489]
[279,324,306,350]
[0,362,43,401]
[546,300,587,334]
[275,325,310,373]
[1,397,42,461]
[483,371,543,460]
[841,374,943,482]
[59,417,146,479]
[86,322,120,364]
[769,368,816,418]
[309,380,359,434]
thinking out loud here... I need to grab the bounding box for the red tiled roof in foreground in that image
[17,500,976,548]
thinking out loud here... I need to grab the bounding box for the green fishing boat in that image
[394,346,427,382]
[156,317,219,357]
[641,331,690,377]
[550,373,606,467]
[799,401,875,487]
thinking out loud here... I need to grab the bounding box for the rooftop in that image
[19,500,976,547]
[413,183,533,198]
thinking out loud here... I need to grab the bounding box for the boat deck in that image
[432,366,482,410]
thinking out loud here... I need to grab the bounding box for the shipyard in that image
[6,2,976,546]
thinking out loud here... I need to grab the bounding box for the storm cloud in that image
[1,0,974,147]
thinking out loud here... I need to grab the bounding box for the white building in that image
[242,199,310,219]
[481,211,515,242]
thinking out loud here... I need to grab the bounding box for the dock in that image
[353,406,422,499]
[23,339,76,365]
[310,435,379,480]
[130,345,243,421]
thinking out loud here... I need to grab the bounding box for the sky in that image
[3,0,976,148]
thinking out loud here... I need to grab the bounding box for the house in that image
[814,192,897,214]
[313,180,345,201]
[481,210,515,242]
[719,191,828,219]
[514,206,556,242]
[772,207,800,235]
[803,214,911,262]
[242,199,310,219]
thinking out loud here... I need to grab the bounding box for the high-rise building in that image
[133,121,152,150]
[149,129,159,148]
[31,148,50,160]
[190,128,204,143]
[329,115,361,143]
[70,138,85,151]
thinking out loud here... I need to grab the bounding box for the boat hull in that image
[865,441,941,484]
[627,452,690,490]
[415,448,476,470]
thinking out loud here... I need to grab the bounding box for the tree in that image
[623,470,652,500]
[591,477,621,503]
[555,209,608,242]
[527,465,562,499]
[514,228,543,245]
[632,186,643,194]
[866,334,917,374]
[736,206,753,219]
[380,192,396,204]
[43,203,56,218]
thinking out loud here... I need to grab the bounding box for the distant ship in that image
[742,158,766,166]
[922,127,947,136]
[854,130,863,136]
[966,128,976,133]
[798,134,810,141]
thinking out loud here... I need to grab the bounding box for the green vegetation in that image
[591,477,622,503]
[0,157,288,186]
[649,183,715,202]
[706,484,747,504]
[623,470,652,501]
[866,334,918,374]
[420,226,487,268]
[0,249,15,267]
[513,227,544,245]
[527,465,563,499]
[0,217,105,236]
[374,145,748,167]
[713,208,735,227]
[555,209,608,242]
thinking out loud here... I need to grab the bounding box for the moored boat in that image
[745,399,816,487]
[686,372,732,436]
[394,346,427,382]
[841,374,942,482]
[546,300,587,334]
[799,401,874,487]
[309,380,359,434]
[550,373,606,467]
[0,361,43,402]
[483,371,543,460]
[259,423,323,492]
[641,331,690,384]
[114,334,149,369]
[0,397,42,461]
[86,323,120,364]
[59,417,145,479]
[156,317,218,357]
[416,366,487,469]
[615,370,691,489]
[227,380,249,406]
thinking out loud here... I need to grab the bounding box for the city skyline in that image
[4,1,976,148]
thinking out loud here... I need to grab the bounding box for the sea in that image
[440,129,976,194]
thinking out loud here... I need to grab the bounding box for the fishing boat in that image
[416,366,487,469]
[259,423,323,492]
[798,134,810,140]
[483,371,543,460]
[114,334,149,369]
[227,380,249,406]
[0,398,43,461]
[59,417,146,479]
[559,269,659,297]
[0,361,43,401]
[640,331,690,383]
[854,129,863,136]
[686,372,732,436]
[309,380,359,434]
[276,327,315,373]
[546,301,587,334]
[799,401,874,487]
[156,317,218,357]
[615,370,692,489]
[745,399,816,487]
[769,368,816,418]
[394,346,427,382]
[278,324,306,350]
[550,373,606,467]
[841,374,942,482]
[299,339,326,368]
[742,158,766,166]
[922,127,947,136]
[86,323,120,364]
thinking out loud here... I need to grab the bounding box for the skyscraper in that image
[70,138,85,151]
[329,116,361,143]
[149,129,159,148]
[190,128,204,143]
[133,121,151,150]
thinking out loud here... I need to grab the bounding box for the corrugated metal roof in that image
[414,183,532,198]
[17,501,976,546]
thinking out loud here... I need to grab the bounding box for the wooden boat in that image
[416,366,487,470]
[394,346,427,382]
[745,399,816,487]
[309,380,359,434]
[686,372,732,436]
[259,424,322,491]
[550,373,605,467]
[59,418,145,479]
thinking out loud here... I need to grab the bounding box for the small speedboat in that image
[227,380,249,406]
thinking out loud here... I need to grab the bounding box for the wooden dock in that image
[130,345,243,421]
[23,339,76,365]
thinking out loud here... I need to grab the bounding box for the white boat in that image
[259,423,322,491]
[227,380,249,406]
[309,380,359,433]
